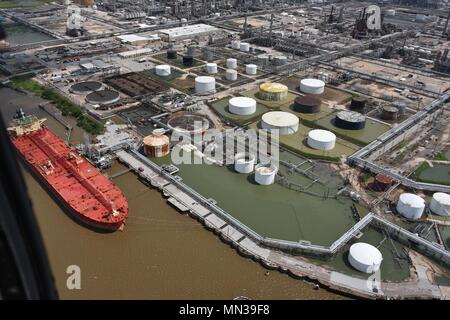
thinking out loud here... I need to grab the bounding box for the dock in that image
[113,148,449,299]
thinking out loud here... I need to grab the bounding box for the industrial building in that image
[6,0,450,301]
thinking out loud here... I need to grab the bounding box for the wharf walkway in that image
[114,149,448,299]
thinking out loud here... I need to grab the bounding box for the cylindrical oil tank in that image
[307,129,336,150]
[257,54,269,66]
[300,78,325,94]
[430,192,450,216]
[155,64,171,76]
[167,49,177,59]
[335,111,366,130]
[245,64,257,75]
[240,42,250,52]
[254,163,278,185]
[206,63,218,74]
[182,55,194,67]
[374,173,393,191]
[228,97,256,115]
[187,46,196,56]
[202,48,213,61]
[234,152,255,174]
[293,95,321,113]
[273,55,288,66]
[143,130,170,158]
[226,58,237,69]
[231,40,240,49]
[348,243,383,274]
[225,69,237,81]
[259,82,288,101]
[350,96,367,110]
[195,76,216,95]
[261,111,299,135]
[381,106,399,120]
[396,193,425,220]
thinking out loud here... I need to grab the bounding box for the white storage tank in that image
[234,152,255,174]
[155,65,171,76]
[396,193,425,220]
[225,69,237,81]
[240,42,250,52]
[228,97,256,115]
[226,58,237,69]
[231,40,240,49]
[245,64,257,75]
[195,76,216,95]
[206,62,218,74]
[307,129,336,150]
[430,192,450,216]
[300,78,325,94]
[348,243,383,274]
[254,163,278,185]
[261,111,299,135]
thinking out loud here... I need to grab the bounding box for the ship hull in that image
[17,146,125,232]
[9,125,128,232]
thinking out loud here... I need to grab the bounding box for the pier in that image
[113,147,449,299]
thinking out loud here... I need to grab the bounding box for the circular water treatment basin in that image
[70,81,103,94]
[85,89,120,105]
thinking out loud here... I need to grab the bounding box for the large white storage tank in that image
[430,193,450,216]
[226,58,237,69]
[300,78,325,94]
[234,152,255,174]
[396,193,425,220]
[245,64,257,75]
[307,129,336,150]
[155,65,171,76]
[254,163,278,185]
[348,243,383,274]
[225,69,237,81]
[261,111,299,135]
[240,42,250,52]
[206,63,218,74]
[228,97,256,115]
[195,76,216,95]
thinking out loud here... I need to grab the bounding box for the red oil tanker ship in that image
[8,110,128,231]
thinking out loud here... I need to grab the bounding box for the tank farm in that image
[2,0,450,300]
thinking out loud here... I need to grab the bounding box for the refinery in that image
[0,0,450,301]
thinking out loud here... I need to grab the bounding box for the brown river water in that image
[2,88,345,299]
